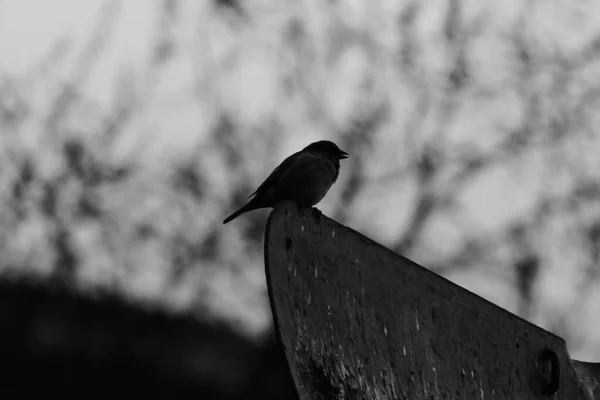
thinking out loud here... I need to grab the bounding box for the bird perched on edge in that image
[223,140,349,224]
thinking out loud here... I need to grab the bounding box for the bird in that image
[223,140,348,224]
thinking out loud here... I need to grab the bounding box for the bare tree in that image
[0,0,599,360]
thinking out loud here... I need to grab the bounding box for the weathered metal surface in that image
[265,201,599,399]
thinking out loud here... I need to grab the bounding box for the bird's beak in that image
[339,151,349,159]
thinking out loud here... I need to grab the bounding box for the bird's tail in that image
[223,200,260,224]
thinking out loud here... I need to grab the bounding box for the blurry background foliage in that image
[1,0,600,360]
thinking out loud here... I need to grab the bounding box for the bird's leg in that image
[310,207,322,223]
[294,201,305,217]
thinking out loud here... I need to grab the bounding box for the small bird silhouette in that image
[223,140,348,224]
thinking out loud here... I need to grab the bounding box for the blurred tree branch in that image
[0,0,599,362]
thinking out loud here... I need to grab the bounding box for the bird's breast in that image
[274,152,338,206]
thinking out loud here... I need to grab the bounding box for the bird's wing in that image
[248,150,301,198]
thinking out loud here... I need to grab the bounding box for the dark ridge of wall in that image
[265,201,598,400]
